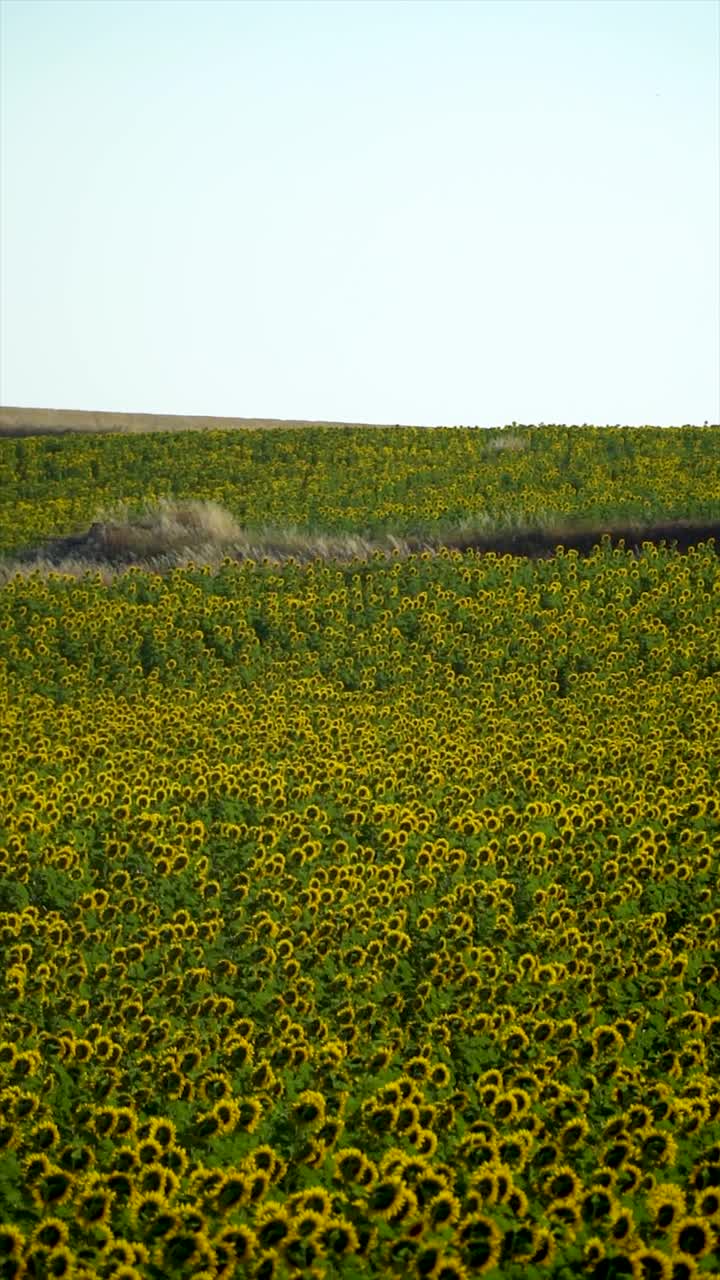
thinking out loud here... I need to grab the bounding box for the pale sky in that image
[1,0,718,426]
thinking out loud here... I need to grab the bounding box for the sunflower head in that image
[367,1176,406,1219]
[671,1216,713,1260]
[456,1212,503,1274]
[0,1225,24,1259]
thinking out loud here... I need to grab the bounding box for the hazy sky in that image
[1,0,718,426]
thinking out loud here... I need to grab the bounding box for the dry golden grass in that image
[88,498,244,557]
[1,499,717,585]
[0,500,421,582]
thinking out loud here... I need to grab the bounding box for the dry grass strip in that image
[1,500,717,585]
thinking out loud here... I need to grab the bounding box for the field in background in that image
[1,423,719,577]
[0,406,414,437]
[1,422,719,1279]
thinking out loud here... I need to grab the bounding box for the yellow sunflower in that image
[456,1212,503,1275]
[320,1216,361,1257]
[646,1181,687,1231]
[254,1201,293,1253]
[366,1175,408,1221]
[629,1247,673,1280]
[670,1217,714,1260]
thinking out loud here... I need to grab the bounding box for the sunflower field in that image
[0,423,719,1280]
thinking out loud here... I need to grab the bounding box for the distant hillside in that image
[0,405,414,436]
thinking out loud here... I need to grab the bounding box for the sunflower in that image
[287,1209,326,1242]
[251,1247,287,1280]
[198,1070,234,1104]
[546,1199,582,1238]
[247,1170,271,1204]
[414,1128,439,1158]
[157,1228,217,1273]
[692,1159,720,1193]
[502,1024,530,1056]
[163,1143,189,1180]
[87,1111,115,1141]
[143,1209,181,1244]
[291,1090,327,1130]
[132,1189,169,1231]
[670,1217,714,1260]
[629,1248,673,1280]
[666,1258,698,1280]
[559,1116,591,1148]
[591,1024,625,1058]
[333,1147,368,1185]
[490,1093,516,1122]
[44,1247,75,1278]
[610,1206,639,1246]
[406,1054,431,1082]
[695,1188,720,1220]
[207,1097,241,1135]
[530,1227,556,1266]
[0,1224,24,1264]
[415,1244,442,1276]
[254,1202,293,1252]
[32,1166,75,1211]
[386,1188,419,1228]
[210,1172,247,1214]
[502,1222,542,1265]
[249,1145,285,1184]
[136,1138,164,1166]
[148,1117,177,1148]
[75,1179,114,1229]
[283,1232,321,1272]
[366,1176,407,1221]
[457,1213,503,1274]
[237,1097,264,1133]
[110,1146,139,1175]
[640,1129,678,1171]
[30,1218,68,1250]
[213,1224,258,1266]
[224,1034,255,1071]
[504,1185,529,1218]
[532,1140,560,1171]
[616,1162,644,1196]
[591,1246,637,1279]
[291,1188,335,1220]
[498,1130,533,1171]
[580,1184,618,1226]
[23,1243,53,1277]
[320,1216,361,1257]
[138,1163,179,1201]
[429,1063,452,1089]
[413,1167,450,1209]
[625,1105,653,1136]
[424,1190,462,1231]
[603,1139,633,1171]
[583,1237,606,1266]
[363,1101,399,1136]
[294,1136,327,1167]
[646,1182,687,1231]
[544,1165,582,1203]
